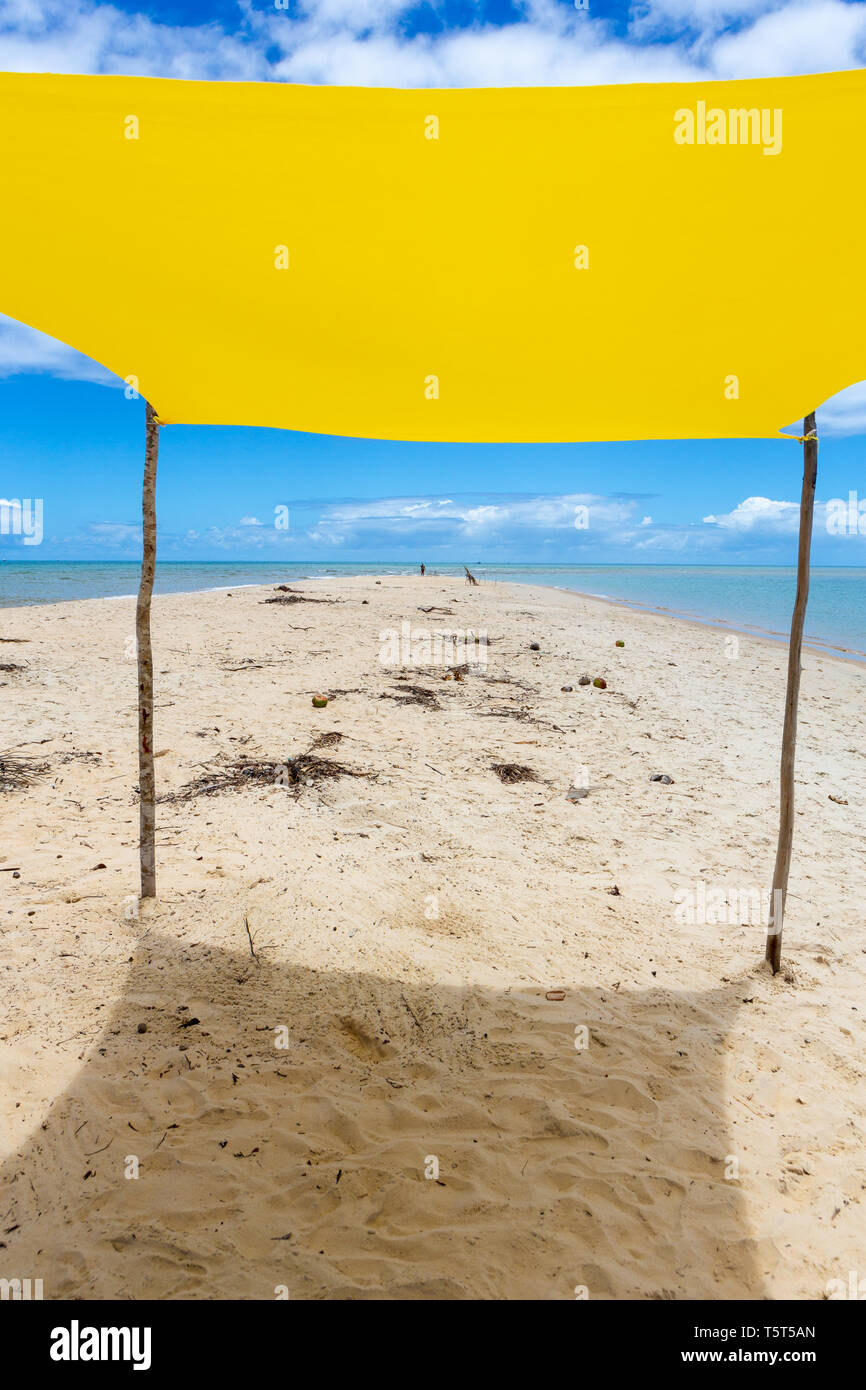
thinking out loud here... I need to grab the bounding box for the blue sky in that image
[2,0,866,563]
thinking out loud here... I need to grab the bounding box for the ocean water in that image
[2,561,865,659]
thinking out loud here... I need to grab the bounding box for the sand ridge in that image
[1,574,864,1298]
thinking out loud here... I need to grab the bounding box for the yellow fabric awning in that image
[0,68,864,442]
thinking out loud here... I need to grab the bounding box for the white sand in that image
[1,574,865,1299]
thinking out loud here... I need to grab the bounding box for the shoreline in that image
[4,569,865,668]
[548,583,866,667]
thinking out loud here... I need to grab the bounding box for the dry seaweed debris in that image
[0,749,49,792]
[491,762,539,784]
[0,661,27,673]
[57,749,102,765]
[310,730,344,749]
[263,591,335,605]
[479,703,562,732]
[283,752,366,785]
[157,757,276,802]
[480,704,538,724]
[158,750,370,803]
[380,683,441,709]
[220,656,285,673]
[476,672,532,690]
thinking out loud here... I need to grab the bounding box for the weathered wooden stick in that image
[765,411,817,973]
[137,401,159,898]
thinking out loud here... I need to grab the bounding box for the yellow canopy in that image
[0,68,864,442]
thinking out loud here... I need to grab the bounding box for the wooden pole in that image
[765,411,817,973]
[136,401,159,898]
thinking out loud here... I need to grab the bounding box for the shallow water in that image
[2,561,865,657]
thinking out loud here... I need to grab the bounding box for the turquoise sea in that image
[2,562,865,659]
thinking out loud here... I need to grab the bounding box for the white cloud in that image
[2,0,865,90]
[52,484,866,559]
[95,489,656,556]
[0,313,116,383]
[268,10,702,87]
[0,0,266,78]
[85,520,142,545]
[815,380,866,436]
[631,0,783,38]
[703,495,802,531]
[305,491,646,547]
[711,0,866,78]
[292,0,415,33]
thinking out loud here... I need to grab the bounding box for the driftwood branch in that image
[765,412,817,973]
[244,915,260,964]
[137,401,159,898]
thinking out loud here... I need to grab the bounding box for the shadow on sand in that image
[2,931,765,1299]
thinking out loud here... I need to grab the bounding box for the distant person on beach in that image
[420,563,426,575]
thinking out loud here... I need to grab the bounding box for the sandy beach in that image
[1,572,865,1300]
